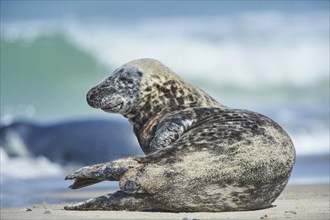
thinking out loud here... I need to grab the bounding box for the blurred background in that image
[1,0,329,207]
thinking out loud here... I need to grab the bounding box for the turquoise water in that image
[1,35,110,120]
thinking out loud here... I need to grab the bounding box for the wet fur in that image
[65,58,295,212]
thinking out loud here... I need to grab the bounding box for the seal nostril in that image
[86,90,97,107]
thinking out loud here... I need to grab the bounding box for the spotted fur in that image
[65,58,296,212]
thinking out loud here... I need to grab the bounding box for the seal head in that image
[87,65,143,114]
[87,58,222,126]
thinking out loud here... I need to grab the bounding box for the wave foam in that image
[2,11,329,88]
[0,148,63,180]
[290,131,329,156]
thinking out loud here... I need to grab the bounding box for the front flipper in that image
[149,110,197,152]
[66,178,103,189]
[64,190,152,211]
[65,157,140,189]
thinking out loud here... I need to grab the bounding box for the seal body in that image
[65,58,295,212]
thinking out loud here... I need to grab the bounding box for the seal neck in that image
[125,104,186,130]
[123,90,222,132]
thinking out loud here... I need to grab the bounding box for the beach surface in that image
[1,184,329,220]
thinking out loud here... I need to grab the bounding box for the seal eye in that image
[119,76,133,84]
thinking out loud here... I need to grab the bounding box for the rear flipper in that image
[64,191,152,211]
[65,157,140,189]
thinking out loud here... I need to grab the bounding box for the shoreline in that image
[1,184,329,220]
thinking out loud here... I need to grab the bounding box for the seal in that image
[64,58,296,212]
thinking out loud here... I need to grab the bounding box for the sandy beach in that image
[1,184,329,220]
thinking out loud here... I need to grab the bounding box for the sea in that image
[0,1,329,208]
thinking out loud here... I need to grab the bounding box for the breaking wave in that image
[1,11,329,88]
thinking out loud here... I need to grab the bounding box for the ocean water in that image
[1,1,329,208]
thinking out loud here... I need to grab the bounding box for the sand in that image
[1,184,329,220]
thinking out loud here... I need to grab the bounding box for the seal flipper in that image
[65,157,141,189]
[67,178,103,189]
[149,110,197,153]
[64,191,152,211]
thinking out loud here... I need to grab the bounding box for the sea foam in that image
[1,11,329,89]
[0,148,63,180]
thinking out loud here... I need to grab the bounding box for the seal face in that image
[65,58,296,212]
[87,65,143,114]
